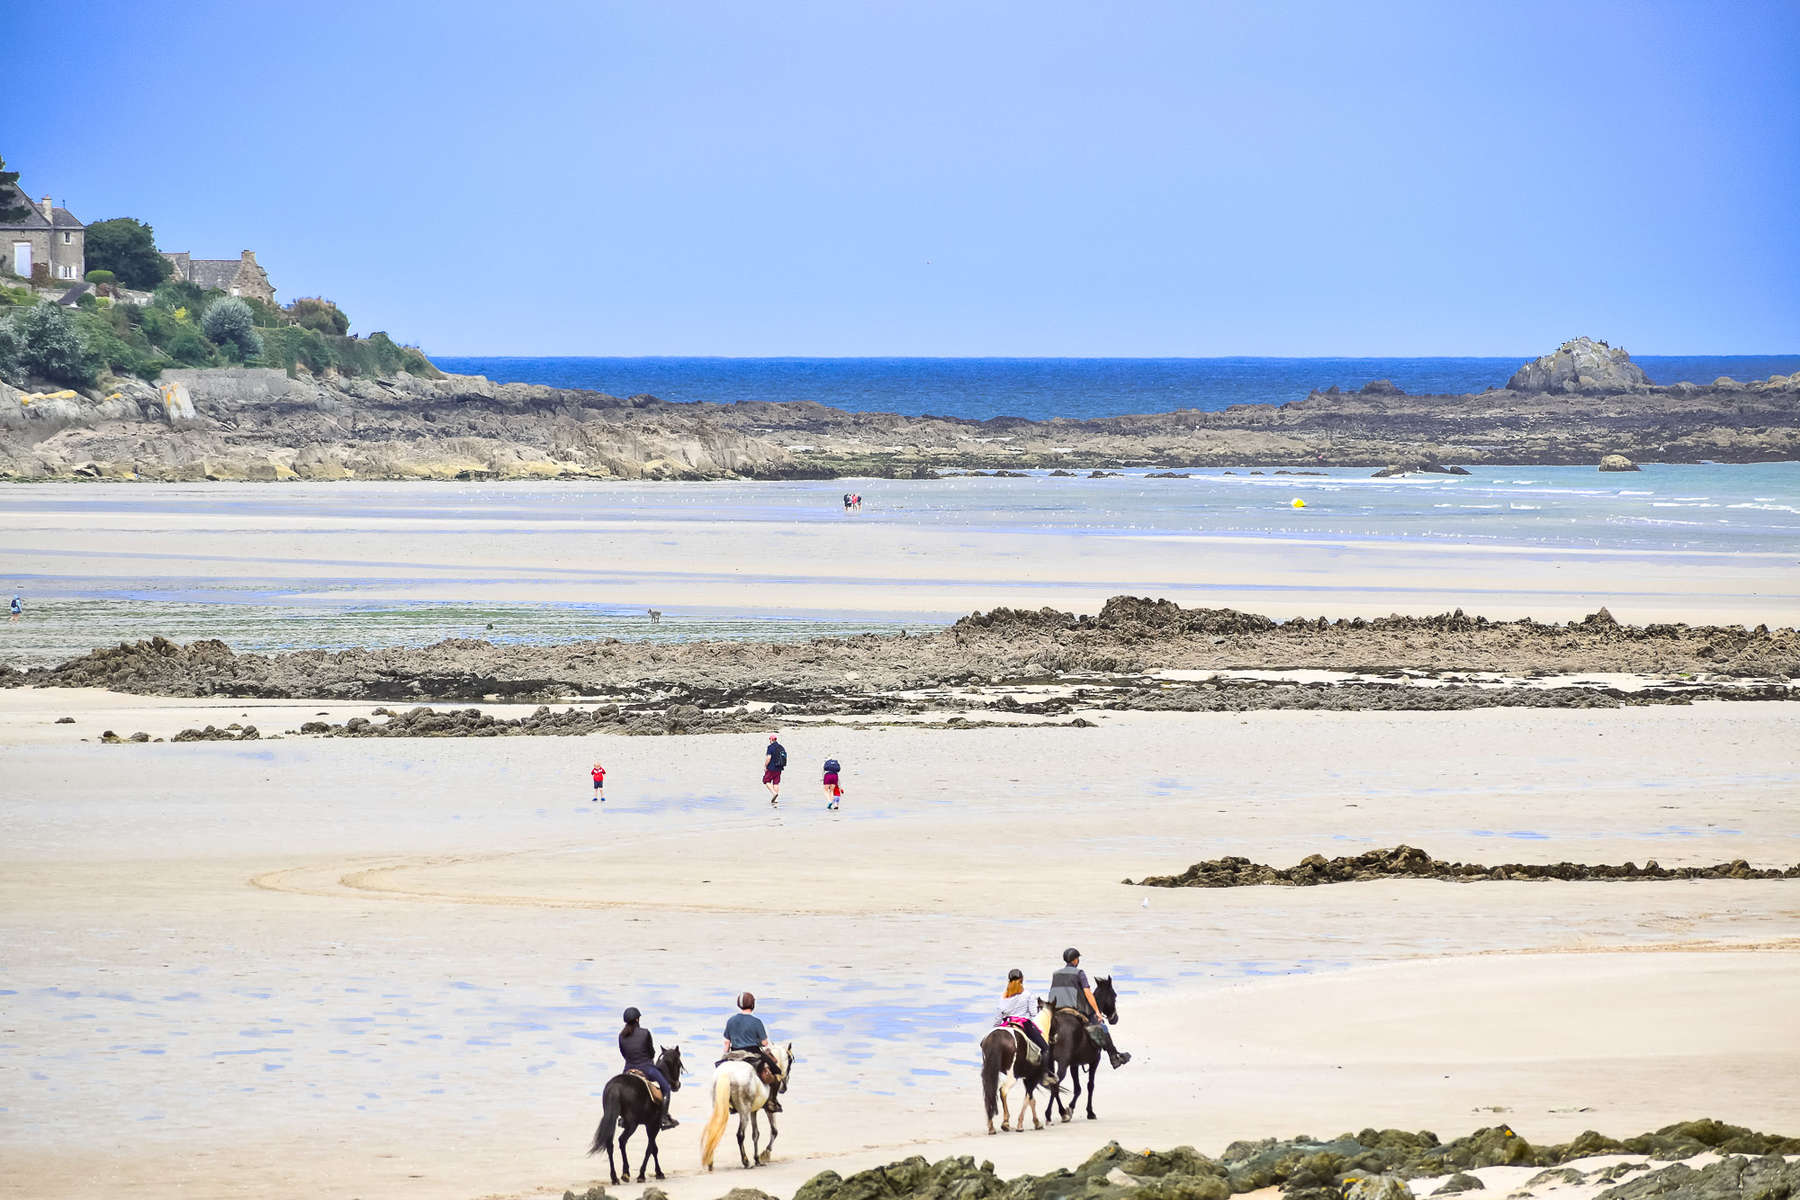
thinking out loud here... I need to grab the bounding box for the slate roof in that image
[187,259,243,291]
[0,184,82,230]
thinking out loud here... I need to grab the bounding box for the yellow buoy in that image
[1291,498,1306,508]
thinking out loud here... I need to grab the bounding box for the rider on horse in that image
[619,1007,679,1129]
[721,991,784,1112]
[1048,948,1131,1069]
[993,968,1051,1061]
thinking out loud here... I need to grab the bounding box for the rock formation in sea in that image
[1505,337,1652,393]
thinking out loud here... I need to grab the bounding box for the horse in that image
[647,608,662,624]
[700,1044,794,1172]
[587,1045,685,1184]
[980,1009,1060,1134]
[1044,975,1118,1122]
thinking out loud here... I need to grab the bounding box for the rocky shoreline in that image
[1126,845,1800,888]
[560,1122,1799,1200]
[5,600,1796,722]
[3,339,1798,481]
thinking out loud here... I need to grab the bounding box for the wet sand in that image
[2,694,1796,1200]
[4,479,1797,627]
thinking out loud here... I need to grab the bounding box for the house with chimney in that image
[161,249,276,302]
[1,183,85,282]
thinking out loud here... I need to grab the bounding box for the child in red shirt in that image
[591,762,605,802]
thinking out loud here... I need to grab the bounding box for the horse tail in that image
[699,1071,733,1170]
[588,1084,618,1156]
[980,1032,1003,1121]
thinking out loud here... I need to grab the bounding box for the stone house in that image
[1,183,85,282]
[161,249,275,302]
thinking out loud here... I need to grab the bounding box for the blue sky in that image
[8,1,1797,356]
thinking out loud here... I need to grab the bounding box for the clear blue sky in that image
[8,1,1797,356]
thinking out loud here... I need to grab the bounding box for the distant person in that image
[843,492,853,512]
[7,593,18,622]
[993,968,1049,1060]
[763,734,786,804]
[853,493,862,511]
[591,761,606,803]
[822,755,842,809]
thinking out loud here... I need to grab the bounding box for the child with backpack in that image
[822,756,842,810]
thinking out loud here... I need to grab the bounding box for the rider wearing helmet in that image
[619,1006,678,1129]
[721,991,783,1112]
[1047,948,1131,1069]
[993,968,1050,1060]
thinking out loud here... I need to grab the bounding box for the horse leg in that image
[761,1106,779,1164]
[749,1106,762,1167]
[1067,1061,1082,1124]
[736,1106,751,1169]
[618,1122,633,1183]
[640,1120,660,1182]
[606,1130,619,1186]
[1085,1060,1098,1120]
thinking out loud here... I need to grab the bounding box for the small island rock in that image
[1506,337,1652,394]
[1598,453,1640,472]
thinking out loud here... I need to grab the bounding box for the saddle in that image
[720,1048,779,1088]
[997,1018,1042,1067]
[626,1069,664,1105]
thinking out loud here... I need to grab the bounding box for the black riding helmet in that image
[622,1006,641,1024]
[1007,968,1023,981]
[1063,947,1081,963]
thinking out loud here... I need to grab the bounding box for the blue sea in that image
[430,355,1800,421]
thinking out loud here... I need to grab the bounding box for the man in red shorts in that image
[762,733,786,804]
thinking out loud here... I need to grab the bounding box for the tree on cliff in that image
[287,297,350,335]
[201,296,263,359]
[84,218,174,290]
[0,157,30,225]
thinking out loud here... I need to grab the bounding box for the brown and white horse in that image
[979,1008,1059,1133]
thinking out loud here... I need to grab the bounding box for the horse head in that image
[779,1042,796,1092]
[659,1044,684,1091]
[1094,976,1119,1024]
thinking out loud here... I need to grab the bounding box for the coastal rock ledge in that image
[1506,337,1652,394]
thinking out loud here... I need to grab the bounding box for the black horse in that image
[1044,976,1118,1122]
[588,1045,684,1184]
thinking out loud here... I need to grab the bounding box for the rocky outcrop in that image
[1126,845,1800,887]
[5,339,1800,479]
[1506,337,1652,393]
[755,1125,1800,1200]
[1599,453,1640,471]
[1371,460,1472,478]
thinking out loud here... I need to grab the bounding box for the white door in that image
[11,242,28,277]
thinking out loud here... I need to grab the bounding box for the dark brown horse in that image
[588,1045,684,1184]
[1044,975,1117,1122]
[979,1019,1060,1133]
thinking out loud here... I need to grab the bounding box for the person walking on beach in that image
[763,734,786,804]
[591,760,606,802]
[619,1006,678,1128]
[720,992,784,1111]
[8,592,19,621]
[822,754,843,809]
[1049,948,1131,1069]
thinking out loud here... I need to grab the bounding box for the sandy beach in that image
[3,692,1796,1200]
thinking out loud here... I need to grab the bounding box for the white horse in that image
[700,1044,794,1171]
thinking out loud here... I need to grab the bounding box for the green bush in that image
[201,296,263,358]
[260,324,336,375]
[85,269,116,285]
[288,296,350,336]
[244,296,288,328]
[76,291,99,310]
[5,303,96,387]
[151,280,209,315]
[70,309,150,379]
[162,325,217,367]
[0,319,22,385]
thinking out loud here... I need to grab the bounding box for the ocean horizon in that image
[430,354,1800,423]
